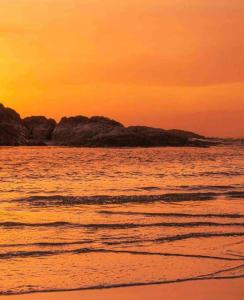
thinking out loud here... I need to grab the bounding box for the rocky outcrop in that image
[167,129,204,140]
[52,115,124,146]
[52,117,208,147]
[23,116,56,145]
[0,103,27,145]
[0,102,211,147]
[86,126,184,147]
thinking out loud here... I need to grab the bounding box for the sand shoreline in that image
[1,278,243,300]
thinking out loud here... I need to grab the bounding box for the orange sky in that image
[0,0,244,137]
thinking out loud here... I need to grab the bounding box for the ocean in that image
[0,146,243,295]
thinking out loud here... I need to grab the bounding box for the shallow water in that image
[0,146,243,295]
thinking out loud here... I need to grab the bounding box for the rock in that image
[167,129,204,139]
[0,102,211,147]
[52,116,208,147]
[90,126,196,147]
[0,103,27,145]
[52,115,124,146]
[23,116,56,145]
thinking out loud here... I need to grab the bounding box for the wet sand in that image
[1,279,244,300]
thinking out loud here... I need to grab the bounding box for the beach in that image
[1,279,243,300]
[1,0,244,298]
[0,146,243,297]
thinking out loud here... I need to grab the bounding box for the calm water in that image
[0,146,244,295]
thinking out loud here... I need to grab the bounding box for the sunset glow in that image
[1,0,244,137]
[1,3,244,298]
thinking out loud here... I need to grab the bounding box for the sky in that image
[0,0,244,137]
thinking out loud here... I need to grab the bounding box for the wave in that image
[177,185,238,191]
[0,240,93,248]
[13,191,244,206]
[155,232,244,243]
[0,221,73,228]
[1,273,244,296]
[17,193,217,204]
[199,171,243,177]
[1,231,244,249]
[226,191,244,198]
[0,247,243,261]
[1,221,244,229]
[99,210,244,219]
[104,232,244,245]
[137,186,162,191]
[197,263,244,278]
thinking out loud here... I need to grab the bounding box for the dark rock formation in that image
[23,116,56,145]
[86,126,172,147]
[52,116,208,147]
[0,103,27,145]
[167,129,204,140]
[0,102,211,147]
[52,115,124,146]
